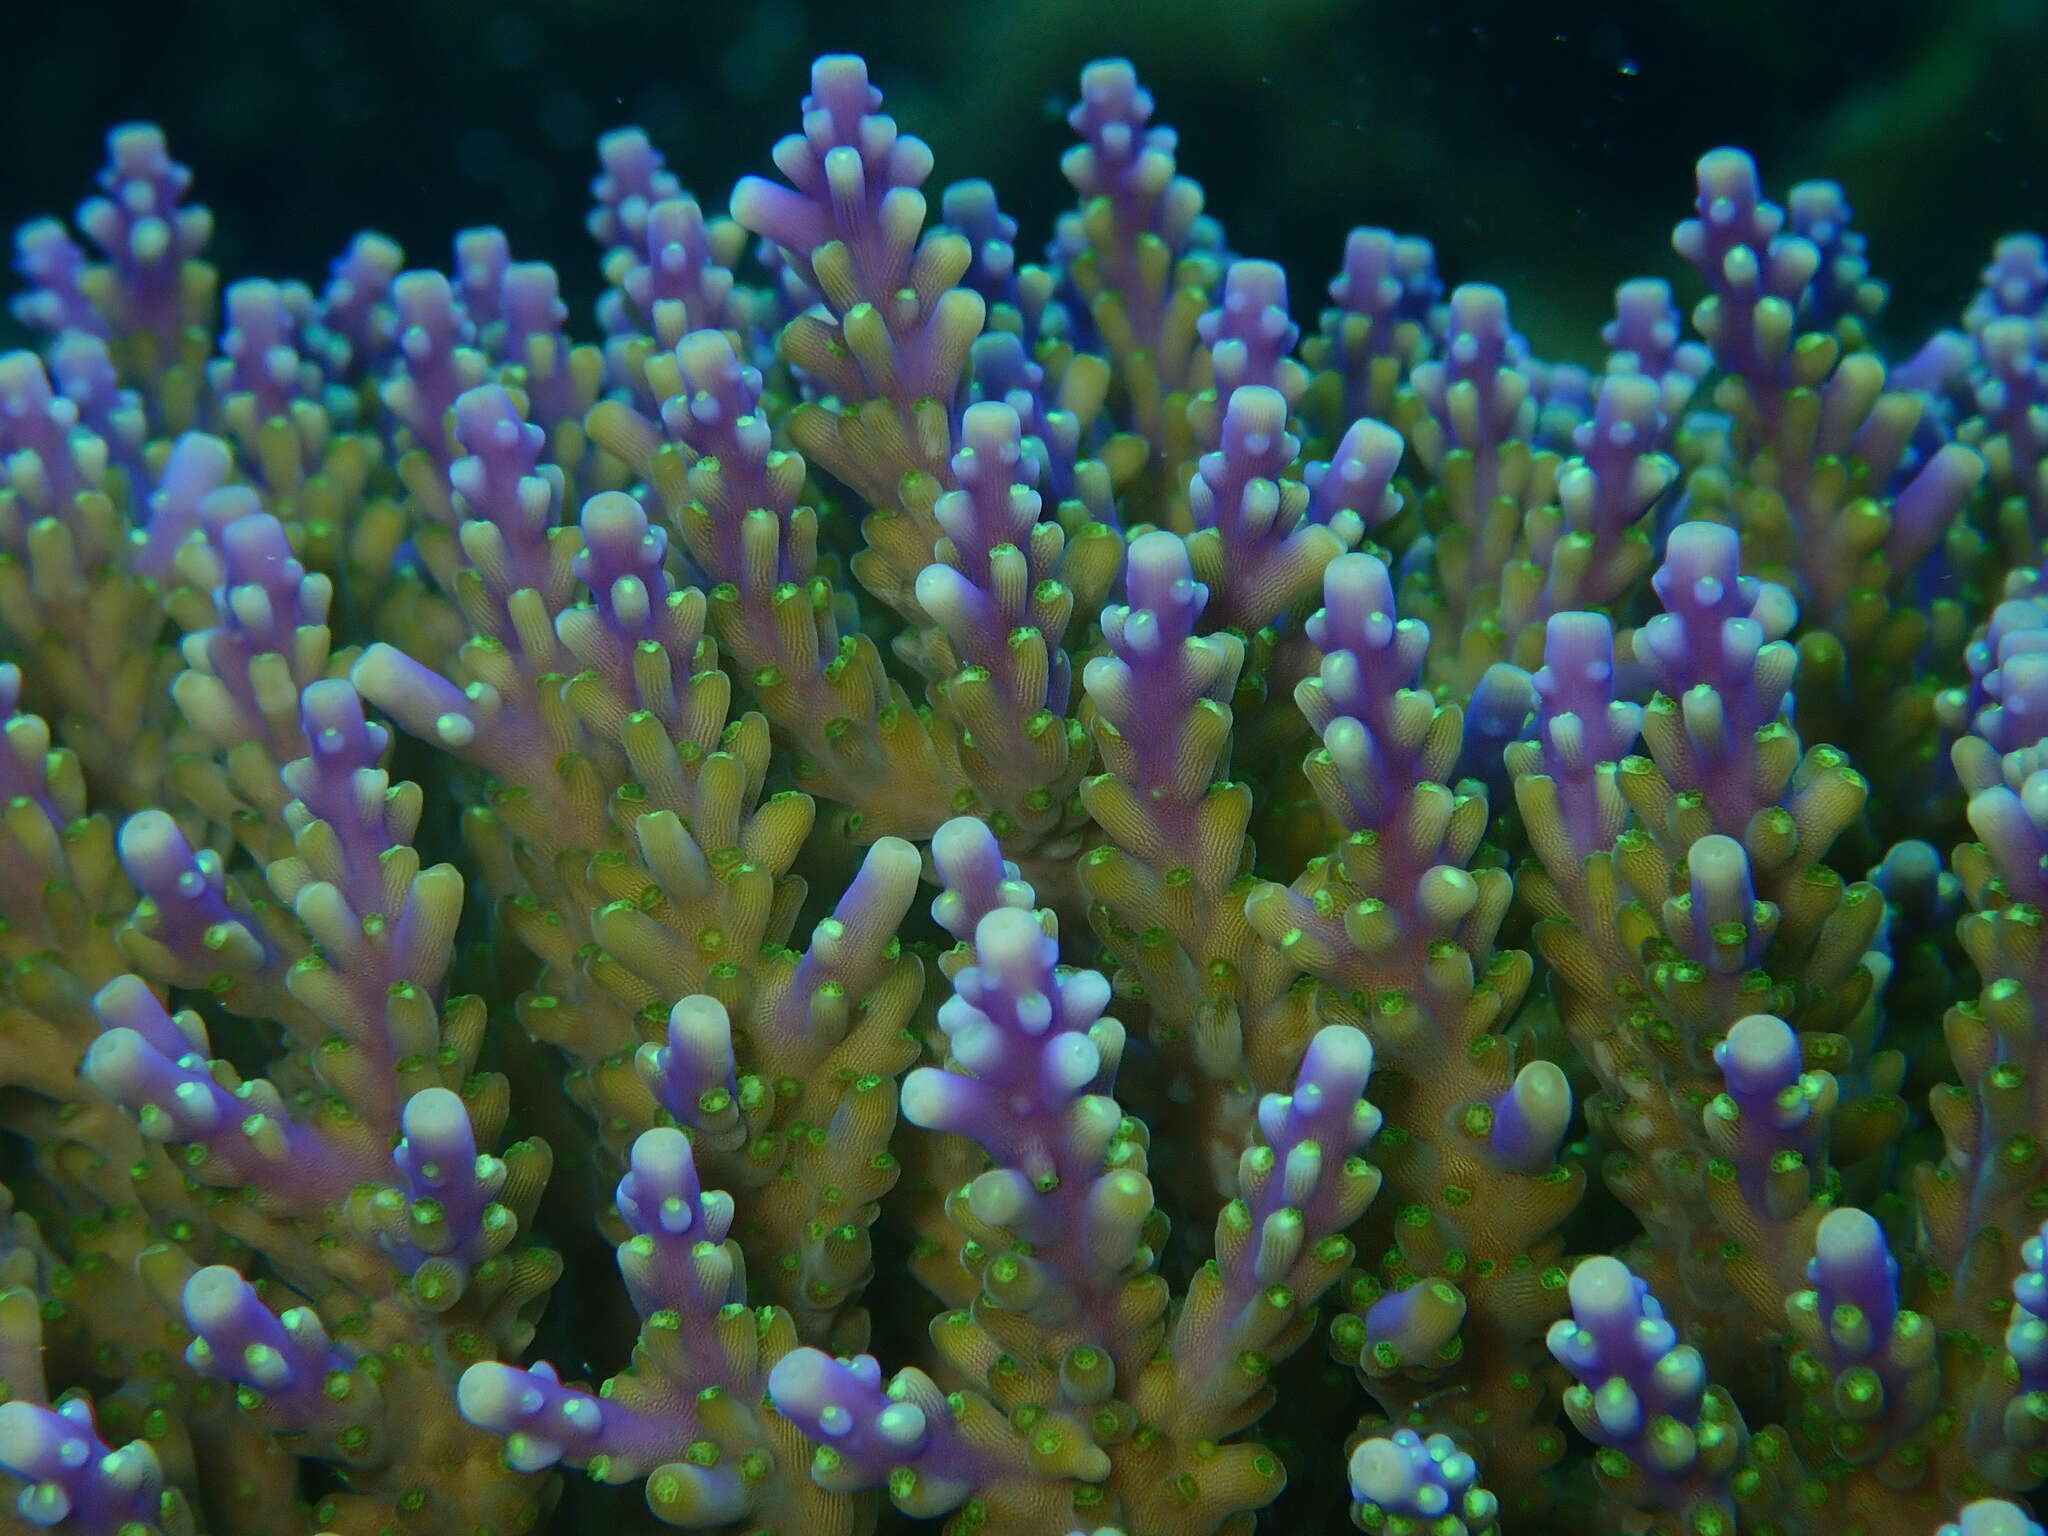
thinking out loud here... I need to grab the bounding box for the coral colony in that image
[7,48,2048,1536]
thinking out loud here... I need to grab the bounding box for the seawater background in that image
[4,0,2044,359]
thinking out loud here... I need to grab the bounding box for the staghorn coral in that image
[0,49,2045,1536]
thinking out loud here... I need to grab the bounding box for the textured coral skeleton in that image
[1,48,2047,1536]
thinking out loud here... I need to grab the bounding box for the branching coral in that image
[0,56,2043,1536]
